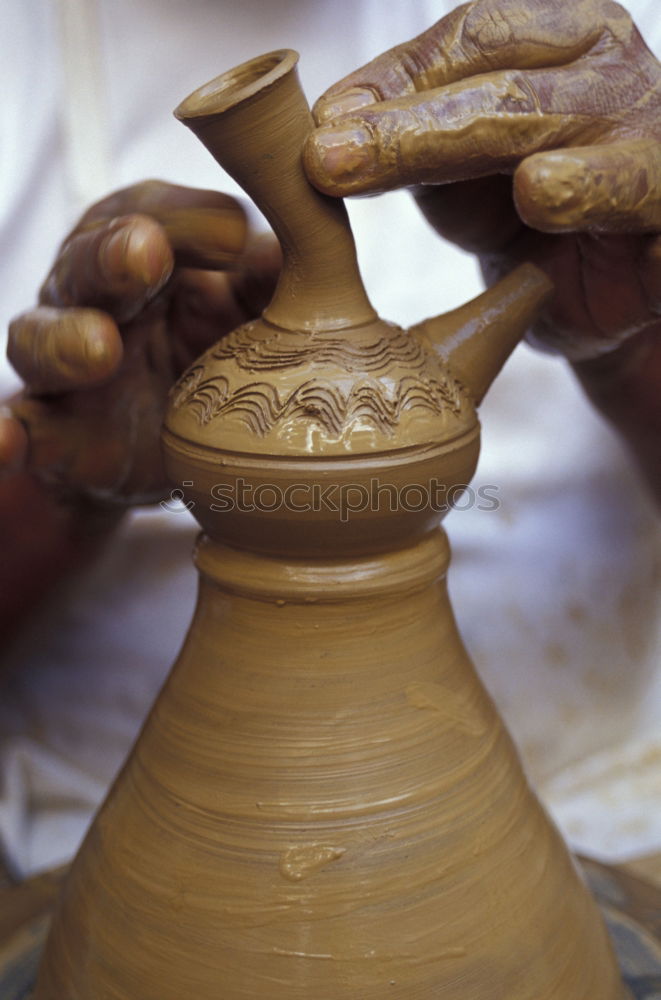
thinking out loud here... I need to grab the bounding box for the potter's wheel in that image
[580,858,661,1000]
[1,859,659,1000]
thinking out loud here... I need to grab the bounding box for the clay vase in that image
[35,50,627,1000]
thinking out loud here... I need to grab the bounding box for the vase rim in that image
[174,49,299,122]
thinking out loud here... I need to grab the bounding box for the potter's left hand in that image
[304,0,661,498]
[3,182,280,505]
[0,183,280,635]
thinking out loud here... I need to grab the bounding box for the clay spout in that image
[174,49,376,333]
[410,263,554,405]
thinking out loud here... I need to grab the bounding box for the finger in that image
[0,406,28,478]
[78,179,248,270]
[305,63,605,197]
[80,179,242,224]
[169,234,282,366]
[170,270,248,365]
[313,0,609,123]
[514,140,661,234]
[158,206,247,270]
[40,214,174,323]
[8,307,123,394]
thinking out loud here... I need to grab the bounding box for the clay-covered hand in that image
[2,181,280,504]
[304,0,661,362]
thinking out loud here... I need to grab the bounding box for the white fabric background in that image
[0,0,659,877]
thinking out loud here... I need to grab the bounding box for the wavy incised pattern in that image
[171,366,466,436]
[211,321,428,373]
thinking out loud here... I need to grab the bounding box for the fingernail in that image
[314,87,377,124]
[102,220,173,294]
[306,125,376,191]
[84,327,111,367]
[100,220,135,282]
[124,223,173,292]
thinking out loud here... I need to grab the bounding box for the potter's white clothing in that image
[0,0,659,877]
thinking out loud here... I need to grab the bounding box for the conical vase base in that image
[35,535,625,999]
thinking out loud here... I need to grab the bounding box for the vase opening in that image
[174,49,298,121]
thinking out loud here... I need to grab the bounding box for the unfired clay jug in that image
[35,50,627,1000]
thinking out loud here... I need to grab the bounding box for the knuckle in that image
[395,38,445,94]
[132,178,168,198]
[129,178,172,211]
[462,0,518,59]
[369,48,420,98]
[77,178,166,229]
[600,0,633,28]
[497,71,542,114]
[396,47,430,93]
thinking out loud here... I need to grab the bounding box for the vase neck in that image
[263,189,377,333]
[175,50,376,333]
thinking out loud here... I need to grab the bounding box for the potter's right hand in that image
[306,0,661,359]
[305,0,661,499]
[2,181,280,505]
